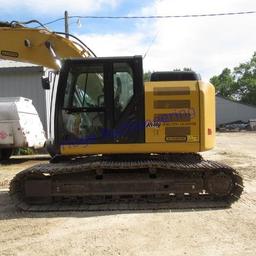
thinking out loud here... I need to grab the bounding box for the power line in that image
[143,31,159,59]
[71,11,256,19]
[42,10,256,26]
[43,18,65,26]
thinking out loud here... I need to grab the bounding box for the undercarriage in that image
[9,154,243,211]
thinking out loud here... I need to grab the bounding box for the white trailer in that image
[0,97,46,160]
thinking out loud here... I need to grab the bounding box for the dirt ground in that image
[0,133,255,256]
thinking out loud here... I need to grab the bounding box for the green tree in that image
[173,68,193,72]
[143,71,152,82]
[210,68,236,98]
[233,52,256,105]
[210,52,256,105]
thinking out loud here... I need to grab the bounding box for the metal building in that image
[0,60,47,131]
[216,95,256,127]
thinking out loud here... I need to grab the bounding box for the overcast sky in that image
[1,0,256,81]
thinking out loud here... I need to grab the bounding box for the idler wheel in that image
[206,172,233,196]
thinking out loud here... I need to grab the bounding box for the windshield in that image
[61,64,105,141]
[63,65,104,110]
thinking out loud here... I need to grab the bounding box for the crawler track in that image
[9,154,243,211]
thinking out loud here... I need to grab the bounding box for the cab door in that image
[111,58,145,143]
[56,56,145,147]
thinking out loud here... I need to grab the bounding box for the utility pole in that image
[64,10,69,38]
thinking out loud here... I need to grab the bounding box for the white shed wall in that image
[0,69,47,130]
[216,96,256,126]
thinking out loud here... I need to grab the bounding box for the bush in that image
[13,147,35,155]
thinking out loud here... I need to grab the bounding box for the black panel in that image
[0,22,11,27]
[150,71,200,81]
[112,56,145,143]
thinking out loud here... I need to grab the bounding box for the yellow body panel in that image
[144,81,200,144]
[61,143,199,155]
[199,81,216,151]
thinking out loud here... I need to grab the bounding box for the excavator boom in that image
[0,21,91,69]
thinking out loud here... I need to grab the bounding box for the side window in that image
[113,63,134,121]
[63,72,73,108]
[73,72,104,108]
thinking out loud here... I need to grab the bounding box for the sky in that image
[1,0,256,81]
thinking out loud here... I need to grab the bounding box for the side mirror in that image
[41,77,50,90]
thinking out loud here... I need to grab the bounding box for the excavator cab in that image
[48,55,216,156]
[50,56,145,155]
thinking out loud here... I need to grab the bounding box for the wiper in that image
[63,107,104,113]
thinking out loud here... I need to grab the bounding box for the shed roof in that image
[216,94,256,109]
[0,60,43,72]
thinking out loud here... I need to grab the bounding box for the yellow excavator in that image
[0,21,243,211]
